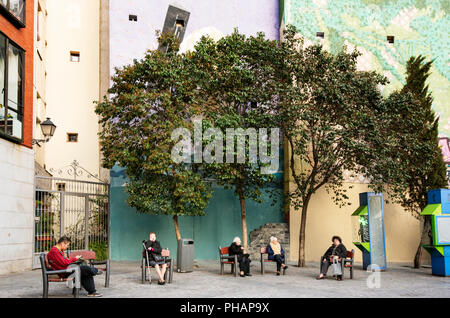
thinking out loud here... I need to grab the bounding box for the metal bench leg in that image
[261,254,264,275]
[141,259,146,284]
[43,278,48,298]
[105,259,110,287]
[73,287,80,298]
[169,259,174,283]
[220,262,224,275]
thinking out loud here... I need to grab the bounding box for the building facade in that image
[103,0,283,261]
[0,0,35,274]
[42,0,104,182]
[280,0,449,263]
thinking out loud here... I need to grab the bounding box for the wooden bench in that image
[39,253,80,298]
[68,250,111,287]
[141,248,174,284]
[260,247,287,275]
[218,246,238,277]
[319,249,355,280]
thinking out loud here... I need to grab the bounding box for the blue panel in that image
[359,192,370,207]
[430,249,450,276]
[428,189,450,214]
[362,250,370,270]
[366,192,387,270]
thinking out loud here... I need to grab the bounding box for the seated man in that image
[47,236,103,297]
[316,235,347,281]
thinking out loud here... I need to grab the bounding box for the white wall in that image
[0,139,34,274]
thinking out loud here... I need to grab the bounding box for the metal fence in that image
[33,176,110,268]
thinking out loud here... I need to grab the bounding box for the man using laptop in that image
[47,236,103,297]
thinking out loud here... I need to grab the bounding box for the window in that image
[0,33,24,142]
[56,183,66,192]
[67,133,78,142]
[316,32,325,39]
[129,14,137,22]
[70,51,80,62]
[0,0,25,26]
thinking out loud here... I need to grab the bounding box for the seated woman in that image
[228,237,251,277]
[144,232,168,285]
[266,236,288,276]
[316,235,347,281]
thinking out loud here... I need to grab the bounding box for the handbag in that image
[152,253,165,263]
[331,258,343,276]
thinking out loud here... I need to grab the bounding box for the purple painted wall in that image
[109,0,279,72]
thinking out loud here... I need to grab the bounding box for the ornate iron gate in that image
[33,176,110,268]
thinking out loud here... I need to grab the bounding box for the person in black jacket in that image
[228,237,251,277]
[316,236,347,281]
[144,232,167,285]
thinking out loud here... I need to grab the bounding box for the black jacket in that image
[144,240,162,262]
[228,242,249,262]
[323,243,347,259]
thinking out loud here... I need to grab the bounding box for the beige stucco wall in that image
[44,0,101,180]
[33,0,48,168]
[288,181,430,265]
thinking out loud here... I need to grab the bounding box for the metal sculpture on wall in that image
[421,189,450,276]
[352,192,387,270]
[158,5,190,53]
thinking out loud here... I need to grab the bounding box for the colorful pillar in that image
[420,189,450,277]
[352,192,387,270]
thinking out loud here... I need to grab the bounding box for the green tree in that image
[95,33,212,241]
[189,31,281,250]
[277,26,388,267]
[362,56,448,268]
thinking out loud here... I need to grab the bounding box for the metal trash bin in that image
[177,238,194,272]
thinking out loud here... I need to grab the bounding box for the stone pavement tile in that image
[0,261,448,298]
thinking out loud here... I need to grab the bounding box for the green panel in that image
[421,204,442,216]
[109,167,284,261]
[279,0,285,26]
[435,246,445,256]
[432,215,438,246]
[353,241,370,252]
[352,205,368,216]
[423,244,445,256]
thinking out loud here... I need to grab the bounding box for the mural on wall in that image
[280,0,450,139]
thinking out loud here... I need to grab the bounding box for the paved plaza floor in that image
[0,260,448,298]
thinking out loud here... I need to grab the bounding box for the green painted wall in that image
[110,166,284,261]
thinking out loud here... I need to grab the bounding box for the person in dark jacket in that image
[144,232,167,285]
[316,235,347,281]
[266,236,288,275]
[228,237,251,277]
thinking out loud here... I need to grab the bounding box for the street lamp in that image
[32,117,57,146]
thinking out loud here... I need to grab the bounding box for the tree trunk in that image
[413,216,432,268]
[298,196,310,267]
[239,192,248,252]
[173,215,181,241]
